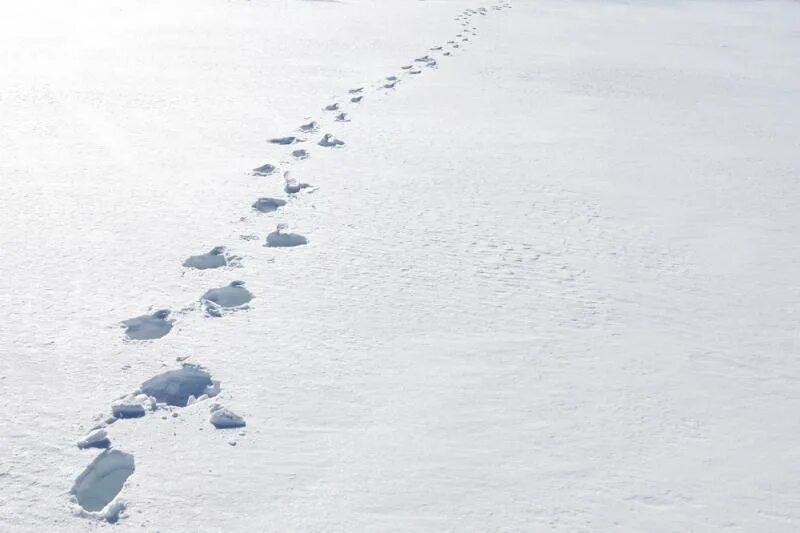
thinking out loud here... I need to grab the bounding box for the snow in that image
[2,0,800,531]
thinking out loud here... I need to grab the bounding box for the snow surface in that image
[2,0,800,531]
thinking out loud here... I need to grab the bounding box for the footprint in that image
[298,121,319,133]
[121,310,173,341]
[324,103,340,111]
[77,428,111,450]
[335,112,350,122]
[350,95,363,103]
[72,450,134,522]
[386,75,398,81]
[447,40,455,44]
[251,197,287,213]
[268,136,298,145]
[384,80,398,89]
[401,65,412,70]
[201,281,254,315]
[318,133,345,147]
[252,163,277,177]
[348,87,363,94]
[431,46,442,51]
[209,404,247,429]
[284,172,312,195]
[292,149,310,159]
[183,246,229,270]
[415,55,431,62]
[425,59,438,68]
[453,44,460,48]
[266,224,308,248]
[141,365,219,407]
[410,69,422,75]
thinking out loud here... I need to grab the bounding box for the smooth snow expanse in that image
[2,0,800,531]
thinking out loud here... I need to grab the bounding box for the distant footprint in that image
[324,103,340,111]
[348,87,363,94]
[415,55,431,62]
[266,224,308,248]
[384,80,398,89]
[202,281,254,316]
[268,136,298,145]
[121,310,173,341]
[252,163,277,176]
[298,121,319,133]
[183,246,229,270]
[351,95,363,103]
[318,133,345,147]
[401,65,412,70]
[335,112,350,122]
[284,173,312,195]
[292,149,310,159]
[252,197,287,213]
[431,46,442,51]
[386,75,398,81]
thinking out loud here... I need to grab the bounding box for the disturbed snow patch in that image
[266,224,308,247]
[72,450,134,521]
[121,310,173,341]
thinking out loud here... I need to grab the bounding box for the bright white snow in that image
[1,0,800,531]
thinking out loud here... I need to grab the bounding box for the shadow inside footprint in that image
[252,163,277,176]
[252,197,287,213]
[202,281,254,314]
[141,366,216,407]
[122,310,173,341]
[72,450,135,516]
[183,246,228,270]
[268,136,298,145]
[292,149,310,159]
[318,133,345,147]
[266,224,308,248]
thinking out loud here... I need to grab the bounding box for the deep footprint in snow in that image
[348,87,363,94]
[209,404,246,429]
[72,450,134,522]
[324,103,339,111]
[252,163,277,176]
[386,75,398,81]
[335,112,350,122]
[350,95,363,103]
[292,149,310,159]
[252,197,287,213]
[202,281,254,315]
[121,310,173,341]
[268,136,298,145]
[266,224,308,248]
[384,80,398,89]
[183,246,229,270]
[298,121,319,133]
[141,365,218,407]
[283,172,312,194]
[318,133,345,147]
[401,65,412,70]
[410,69,422,75]
[77,428,111,450]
